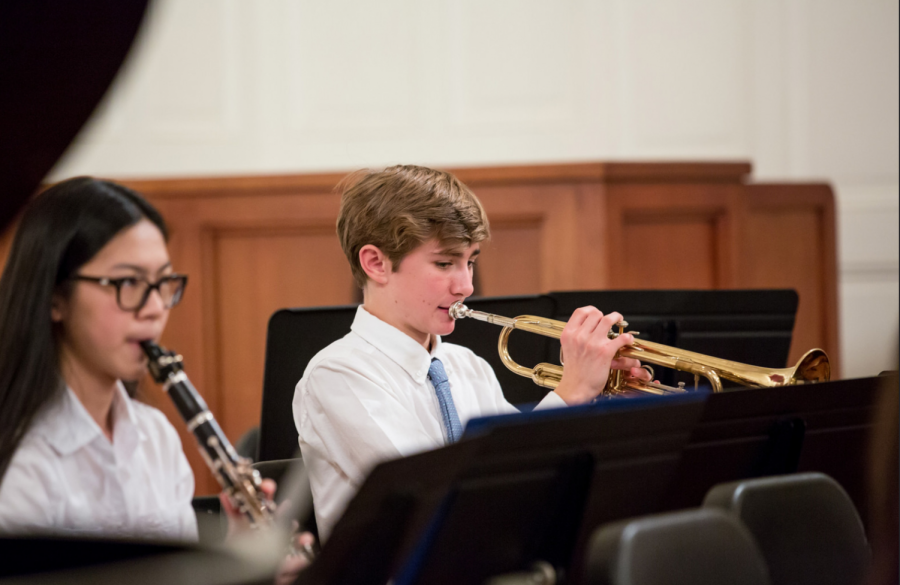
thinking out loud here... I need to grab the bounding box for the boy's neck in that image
[362,290,433,351]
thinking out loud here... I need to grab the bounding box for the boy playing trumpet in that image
[292,165,649,537]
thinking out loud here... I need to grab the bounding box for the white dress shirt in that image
[0,383,198,541]
[293,305,566,538]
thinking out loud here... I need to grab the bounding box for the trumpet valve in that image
[609,320,630,339]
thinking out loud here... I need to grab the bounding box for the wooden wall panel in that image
[0,162,838,495]
[477,220,543,296]
[213,228,355,440]
[606,184,741,290]
[740,184,839,372]
[473,184,582,294]
[620,215,719,289]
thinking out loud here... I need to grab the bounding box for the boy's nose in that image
[451,269,474,297]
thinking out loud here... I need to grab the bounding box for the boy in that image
[293,165,648,538]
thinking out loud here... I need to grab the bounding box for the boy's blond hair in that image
[337,165,490,289]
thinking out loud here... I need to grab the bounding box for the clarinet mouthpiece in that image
[139,339,164,359]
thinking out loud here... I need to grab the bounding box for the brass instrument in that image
[448,302,830,395]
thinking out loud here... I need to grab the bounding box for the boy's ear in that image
[359,245,391,285]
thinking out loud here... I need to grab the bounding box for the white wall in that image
[50,0,899,378]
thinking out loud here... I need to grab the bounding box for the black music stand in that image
[662,373,898,522]
[460,374,894,580]
[311,394,707,585]
[362,375,893,583]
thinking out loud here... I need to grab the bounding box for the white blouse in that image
[0,383,198,541]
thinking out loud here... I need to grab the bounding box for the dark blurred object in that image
[0,0,150,231]
[867,367,899,585]
[0,536,188,578]
[0,536,274,585]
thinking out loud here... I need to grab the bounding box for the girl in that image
[0,176,197,539]
[0,177,314,585]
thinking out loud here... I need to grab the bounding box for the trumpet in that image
[448,302,831,395]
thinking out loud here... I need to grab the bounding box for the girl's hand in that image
[220,478,317,583]
[219,478,278,538]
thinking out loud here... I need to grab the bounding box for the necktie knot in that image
[428,358,463,443]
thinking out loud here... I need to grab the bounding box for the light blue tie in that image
[427,357,463,443]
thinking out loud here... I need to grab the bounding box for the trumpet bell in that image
[789,348,831,385]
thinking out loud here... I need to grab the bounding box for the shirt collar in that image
[36,381,142,457]
[351,305,443,383]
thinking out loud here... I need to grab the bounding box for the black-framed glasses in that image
[71,274,188,312]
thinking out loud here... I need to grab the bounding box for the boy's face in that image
[381,238,479,347]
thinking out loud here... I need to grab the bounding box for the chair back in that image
[260,305,358,461]
[584,508,771,585]
[703,472,870,585]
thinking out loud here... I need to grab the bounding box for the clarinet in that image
[141,340,276,527]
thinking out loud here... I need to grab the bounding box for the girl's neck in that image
[59,350,119,442]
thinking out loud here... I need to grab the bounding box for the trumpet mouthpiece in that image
[449,301,469,320]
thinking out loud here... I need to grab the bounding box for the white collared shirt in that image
[0,383,197,541]
[293,306,566,538]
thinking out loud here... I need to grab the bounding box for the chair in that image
[703,472,870,585]
[251,458,318,539]
[191,495,226,545]
[259,305,358,462]
[583,508,771,585]
[251,458,302,498]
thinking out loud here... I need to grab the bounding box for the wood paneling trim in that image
[118,161,753,197]
[452,161,752,185]
[120,174,344,198]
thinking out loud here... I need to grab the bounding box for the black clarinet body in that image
[141,340,275,527]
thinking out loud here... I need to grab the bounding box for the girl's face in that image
[52,219,172,386]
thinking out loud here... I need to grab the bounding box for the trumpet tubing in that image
[448,301,831,396]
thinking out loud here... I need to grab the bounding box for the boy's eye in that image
[435,262,452,269]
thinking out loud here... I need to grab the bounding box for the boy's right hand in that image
[552,306,640,405]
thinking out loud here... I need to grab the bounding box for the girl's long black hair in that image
[0,177,168,484]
